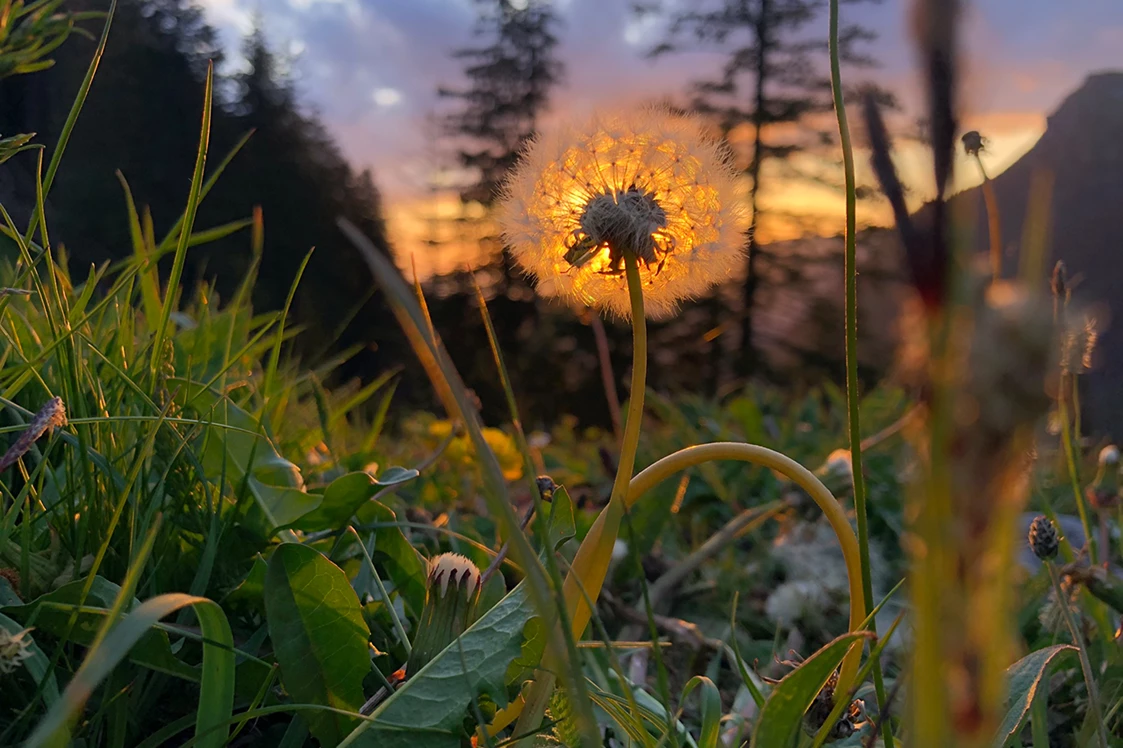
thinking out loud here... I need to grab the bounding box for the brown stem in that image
[589,311,623,442]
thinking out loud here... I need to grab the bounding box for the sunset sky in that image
[196,0,1122,277]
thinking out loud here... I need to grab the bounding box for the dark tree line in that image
[0,0,399,385]
[0,0,908,429]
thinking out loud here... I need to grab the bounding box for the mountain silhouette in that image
[950,71,1123,439]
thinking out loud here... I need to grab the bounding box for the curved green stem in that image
[626,442,866,696]
[828,0,891,735]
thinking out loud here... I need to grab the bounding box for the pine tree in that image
[438,0,563,291]
[642,0,892,375]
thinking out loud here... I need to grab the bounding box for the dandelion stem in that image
[625,442,866,695]
[515,252,649,742]
[559,252,647,642]
[972,155,1004,282]
[829,0,892,734]
[1046,562,1109,748]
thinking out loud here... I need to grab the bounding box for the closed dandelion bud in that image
[1028,515,1059,561]
[535,475,557,502]
[961,130,984,156]
[1086,445,1121,511]
[405,553,482,677]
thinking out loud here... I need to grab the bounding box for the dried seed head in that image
[801,669,865,739]
[1028,515,1059,561]
[0,626,34,675]
[0,397,68,473]
[1081,316,1098,371]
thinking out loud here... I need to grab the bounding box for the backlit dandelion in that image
[499,108,748,318]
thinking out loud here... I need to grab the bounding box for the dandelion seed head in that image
[499,108,749,318]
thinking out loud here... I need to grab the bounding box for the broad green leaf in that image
[290,472,379,531]
[25,594,234,748]
[751,632,872,748]
[223,554,268,611]
[343,582,537,748]
[264,543,369,746]
[995,644,1077,747]
[289,465,423,533]
[354,499,428,615]
[2,577,197,681]
[0,611,59,706]
[682,676,721,748]
[548,486,576,551]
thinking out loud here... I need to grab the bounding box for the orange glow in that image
[386,110,1046,283]
[498,110,750,318]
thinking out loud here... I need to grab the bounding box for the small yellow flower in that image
[430,420,523,482]
[499,108,749,318]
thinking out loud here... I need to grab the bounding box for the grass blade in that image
[149,62,213,381]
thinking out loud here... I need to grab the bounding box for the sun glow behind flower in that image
[499,109,750,318]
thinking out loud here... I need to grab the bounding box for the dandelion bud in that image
[405,553,482,677]
[961,130,984,156]
[535,475,557,502]
[1028,515,1059,561]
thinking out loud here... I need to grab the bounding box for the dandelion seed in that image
[0,397,67,473]
[0,626,34,674]
[498,109,749,318]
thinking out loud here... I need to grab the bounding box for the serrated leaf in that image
[751,632,872,748]
[344,582,537,747]
[264,543,370,746]
[995,644,1077,747]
